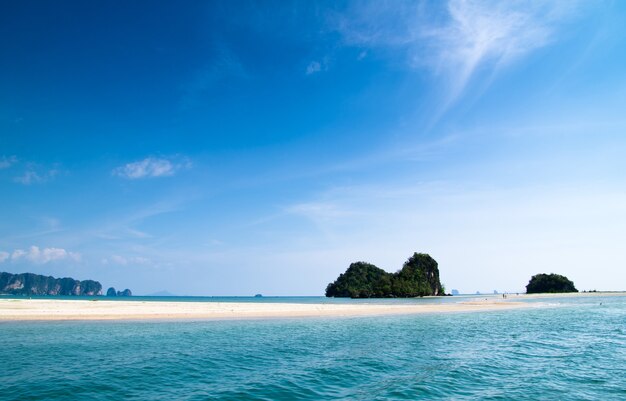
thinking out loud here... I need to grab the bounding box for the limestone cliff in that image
[325,253,445,298]
[0,272,102,296]
[106,287,133,297]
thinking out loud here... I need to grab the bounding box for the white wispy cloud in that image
[125,228,152,239]
[423,0,575,106]
[1,158,61,185]
[13,165,59,185]
[14,170,42,185]
[288,201,357,221]
[306,56,332,75]
[113,157,191,180]
[306,61,322,75]
[15,170,45,185]
[9,246,81,264]
[334,0,578,113]
[0,251,9,263]
[102,255,151,266]
[89,199,187,243]
[0,155,18,169]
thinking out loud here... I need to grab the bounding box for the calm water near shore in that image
[1,294,625,400]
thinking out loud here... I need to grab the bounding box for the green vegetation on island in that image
[325,253,446,298]
[526,273,578,294]
[0,272,102,296]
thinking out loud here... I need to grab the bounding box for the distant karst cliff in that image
[0,272,102,296]
[106,287,132,297]
[325,253,446,298]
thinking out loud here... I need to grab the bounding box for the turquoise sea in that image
[1,295,625,400]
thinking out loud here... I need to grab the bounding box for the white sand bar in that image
[0,298,536,321]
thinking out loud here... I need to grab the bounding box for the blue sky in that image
[1,1,626,295]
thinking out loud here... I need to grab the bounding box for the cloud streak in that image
[12,161,61,185]
[306,56,331,75]
[334,0,578,115]
[113,157,191,180]
[14,169,59,185]
[102,255,151,266]
[306,61,322,75]
[0,155,18,169]
[0,158,62,185]
[424,0,575,107]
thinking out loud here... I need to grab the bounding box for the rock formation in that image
[106,287,132,296]
[0,272,102,296]
[325,253,446,298]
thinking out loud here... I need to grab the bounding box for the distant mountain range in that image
[0,272,102,296]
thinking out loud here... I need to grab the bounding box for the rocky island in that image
[106,287,133,297]
[0,272,102,296]
[526,273,578,293]
[326,253,446,298]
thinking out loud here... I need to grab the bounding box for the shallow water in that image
[1,295,624,400]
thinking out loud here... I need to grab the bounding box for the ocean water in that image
[1,295,624,400]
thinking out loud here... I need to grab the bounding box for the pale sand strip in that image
[0,298,535,321]
[506,291,626,299]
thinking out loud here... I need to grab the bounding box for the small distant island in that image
[107,287,133,297]
[0,272,102,296]
[526,273,578,294]
[325,253,446,298]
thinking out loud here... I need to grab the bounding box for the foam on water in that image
[1,295,625,400]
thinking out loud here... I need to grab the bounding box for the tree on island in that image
[526,273,577,294]
[325,253,445,298]
[325,262,390,298]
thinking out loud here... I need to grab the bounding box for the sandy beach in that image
[1,292,621,321]
[0,297,536,321]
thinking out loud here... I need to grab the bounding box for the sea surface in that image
[1,294,625,400]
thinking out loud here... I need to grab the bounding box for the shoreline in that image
[1,298,532,321]
[1,292,622,322]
